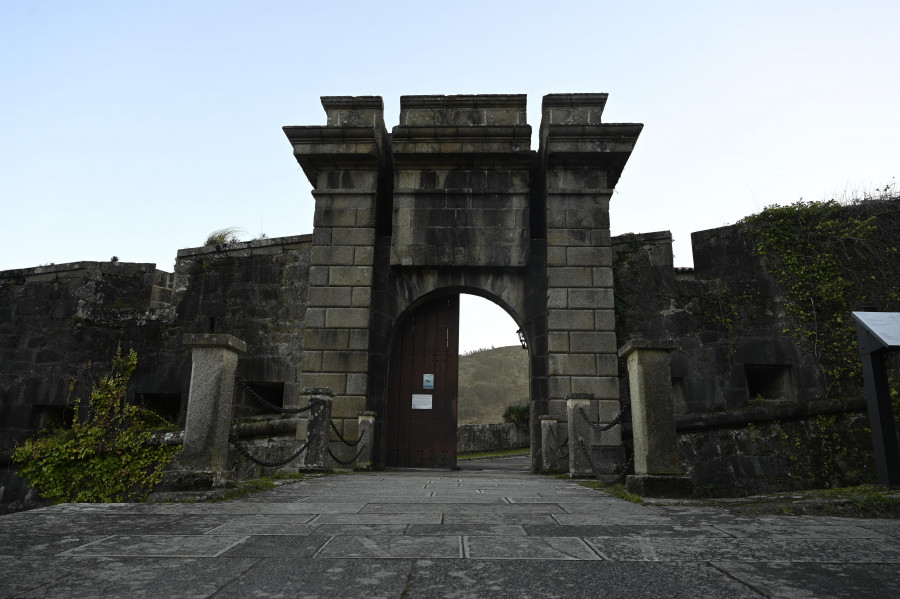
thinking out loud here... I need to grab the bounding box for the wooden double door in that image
[386,294,459,468]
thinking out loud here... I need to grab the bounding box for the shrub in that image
[502,403,529,428]
[12,347,178,503]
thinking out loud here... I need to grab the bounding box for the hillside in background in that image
[458,345,529,424]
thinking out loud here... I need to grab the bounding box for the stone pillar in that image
[566,393,594,477]
[618,340,692,497]
[540,94,642,477]
[300,387,334,472]
[540,416,567,473]
[178,333,247,484]
[356,411,376,470]
[283,96,386,446]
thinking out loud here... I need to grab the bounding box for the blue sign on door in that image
[423,374,434,389]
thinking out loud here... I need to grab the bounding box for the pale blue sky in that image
[2,1,898,352]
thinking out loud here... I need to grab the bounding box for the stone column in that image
[283,96,386,449]
[178,333,247,484]
[540,416,567,473]
[540,94,642,477]
[355,411,376,470]
[300,387,334,472]
[566,393,594,477]
[618,340,692,497]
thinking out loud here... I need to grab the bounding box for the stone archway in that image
[283,93,642,473]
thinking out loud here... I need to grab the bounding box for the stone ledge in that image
[183,333,248,353]
[626,474,693,498]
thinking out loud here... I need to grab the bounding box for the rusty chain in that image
[227,430,310,468]
[235,375,313,414]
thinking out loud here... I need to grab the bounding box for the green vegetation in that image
[12,348,179,503]
[741,185,900,395]
[204,226,243,246]
[458,346,528,424]
[502,403,529,428]
[457,447,530,461]
[579,481,644,504]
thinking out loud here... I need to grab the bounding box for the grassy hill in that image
[458,345,529,424]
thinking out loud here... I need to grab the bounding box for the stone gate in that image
[283,94,642,472]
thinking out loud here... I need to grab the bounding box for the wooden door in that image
[386,294,459,468]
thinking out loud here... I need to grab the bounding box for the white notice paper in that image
[412,394,433,410]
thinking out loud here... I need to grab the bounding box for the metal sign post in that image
[852,311,900,485]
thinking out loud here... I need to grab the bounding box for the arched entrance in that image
[385,294,460,468]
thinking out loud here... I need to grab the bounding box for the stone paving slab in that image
[711,561,900,599]
[3,463,900,597]
[405,559,763,598]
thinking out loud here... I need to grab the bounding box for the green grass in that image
[578,481,644,504]
[456,447,530,461]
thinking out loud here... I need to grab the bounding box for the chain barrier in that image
[235,375,313,414]
[330,420,365,447]
[328,444,367,466]
[546,422,570,459]
[228,430,310,468]
[576,437,633,486]
[577,401,631,433]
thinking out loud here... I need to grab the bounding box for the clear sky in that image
[2,1,898,352]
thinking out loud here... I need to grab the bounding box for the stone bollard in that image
[300,387,334,472]
[618,340,692,497]
[566,393,594,477]
[540,416,566,473]
[175,333,247,488]
[355,411,377,470]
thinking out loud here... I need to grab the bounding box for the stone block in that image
[591,423,621,447]
[548,332,569,353]
[304,309,326,328]
[571,376,619,399]
[303,328,350,351]
[325,307,370,329]
[329,266,373,286]
[547,398,568,421]
[351,287,371,307]
[569,331,618,353]
[354,246,375,265]
[299,373,346,395]
[307,287,352,307]
[547,289,567,309]
[547,228,590,247]
[322,350,368,373]
[589,228,611,246]
[549,353,595,376]
[547,309,594,331]
[547,267,592,288]
[597,353,618,376]
[597,399,621,422]
[568,288,614,309]
[346,372,368,395]
[311,246,354,266]
[348,329,369,350]
[589,446,626,475]
[300,351,322,372]
[547,247,566,266]
[314,208,356,228]
[592,267,614,288]
[332,227,376,246]
[567,246,611,267]
[332,395,366,419]
[308,266,329,286]
[594,310,616,331]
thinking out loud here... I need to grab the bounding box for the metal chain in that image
[578,402,630,433]
[228,430,310,468]
[546,422,570,459]
[328,444,367,466]
[576,437,633,485]
[330,420,366,447]
[235,375,313,414]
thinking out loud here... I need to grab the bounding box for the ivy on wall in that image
[13,347,178,503]
[742,186,900,396]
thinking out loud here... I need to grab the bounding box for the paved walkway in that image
[2,457,900,598]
